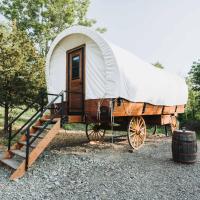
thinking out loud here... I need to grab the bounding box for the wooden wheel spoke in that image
[134,135,138,147]
[132,134,137,147]
[95,132,99,140]
[138,119,143,128]
[98,131,103,138]
[139,123,144,129]
[136,135,140,147]
[95,132,98,140]
[137,135,141,146]
[99,130,104,136]
[140,128,145,134]
[139,134,144,141]
[130,128,137,133]
[136,117,139,126]
[88,130,94,136]
[129,132,136,137]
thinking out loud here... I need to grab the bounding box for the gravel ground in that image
[0,132,199,200]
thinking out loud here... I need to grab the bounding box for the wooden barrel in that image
[172,129,197,163]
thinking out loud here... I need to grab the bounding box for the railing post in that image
[40,92,45,117]
[8,125,12,151]
[25,128,30,171]
[60,93,64,128]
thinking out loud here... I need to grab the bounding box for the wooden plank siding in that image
[113,101,144,116]
[163,106,176,114]
[85,99,109,114]
[161,115,172,125]
[176,105,185,113]
[112,99,184,117]
[54,98,185,119]
[142,104,163,115]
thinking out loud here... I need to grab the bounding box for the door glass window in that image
[72,55,80,80]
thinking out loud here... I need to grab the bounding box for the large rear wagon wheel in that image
[86,123,106,142]
[127,116,147,150]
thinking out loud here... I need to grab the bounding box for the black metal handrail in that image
[7,93,46,150]
[7,93,45,129]
[25,91,64,132]
[8,109,41,150]
[7,91,62,131]
[6,91,46,150]
[29,107,63,147]
[7,91,64,150]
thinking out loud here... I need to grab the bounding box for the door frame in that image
[66,44,85,115]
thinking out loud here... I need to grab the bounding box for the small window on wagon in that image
[72,55,80,80]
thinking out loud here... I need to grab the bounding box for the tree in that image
[184,78,199,120]
[153,62,164,69]
[0,24,45,133]
[189,60,200,92]
[187,60,200,120]
[0,0,101,55]
[96,27,107,34]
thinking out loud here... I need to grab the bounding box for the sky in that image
[0,1,199,77]
[87,0,200,77]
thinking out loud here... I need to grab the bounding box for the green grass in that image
[0,106,37,129]
[0,106,38,146]
[146,125,168,135]
[63,123,86,131]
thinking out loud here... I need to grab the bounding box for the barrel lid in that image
[174,129,195,134]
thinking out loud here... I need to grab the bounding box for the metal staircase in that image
[0,91,65,180]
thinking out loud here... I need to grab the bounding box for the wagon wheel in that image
[127,116,147,150]
[170,115,179,134]
[86,123,106,142]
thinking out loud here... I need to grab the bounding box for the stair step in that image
[30,133,44,139]
[18,141,36,148]
[10,150,26,158]
[32,125,51,130]
[8,119,60,180]
[1,159,20,170]
[40,118,57,123]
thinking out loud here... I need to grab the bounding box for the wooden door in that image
[67,46,85,114]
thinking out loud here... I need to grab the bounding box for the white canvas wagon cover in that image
[46,26,188,106]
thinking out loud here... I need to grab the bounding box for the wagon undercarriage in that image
[64,97,182,150]
[84,116,179,150]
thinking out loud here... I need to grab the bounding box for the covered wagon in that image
[46,26,188,149]
[1,25,189,181]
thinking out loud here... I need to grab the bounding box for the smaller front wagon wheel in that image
[86,123,106,142]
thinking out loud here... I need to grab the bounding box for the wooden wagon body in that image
[84,99,184,121]
[52,95,185,149]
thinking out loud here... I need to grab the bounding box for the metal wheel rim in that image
[86,123,105,142]
[127,116,146,150]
